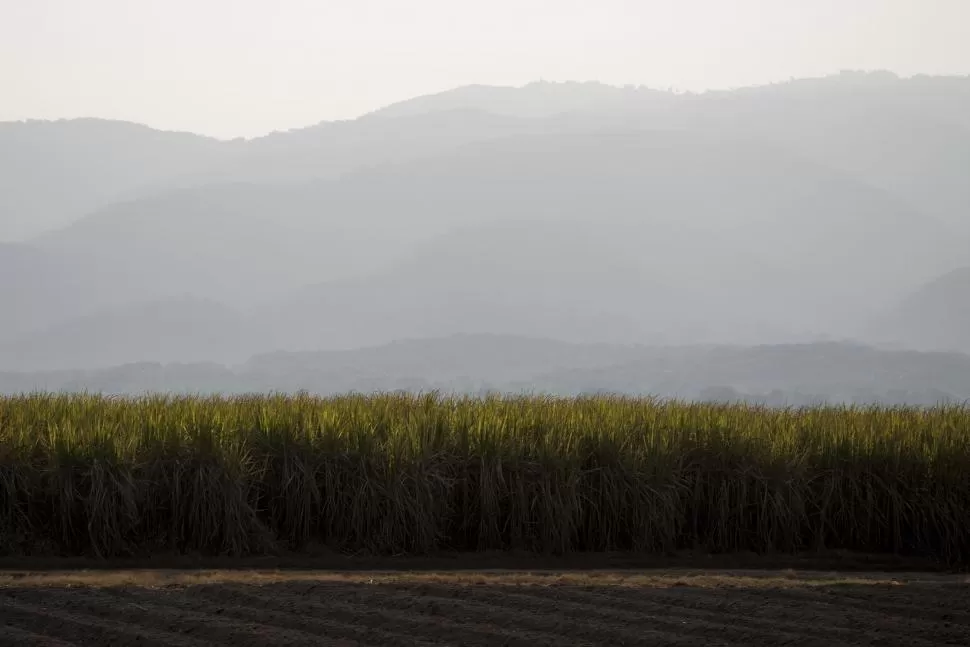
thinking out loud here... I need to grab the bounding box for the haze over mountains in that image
[4,334,970,407]
[2,71,969,399]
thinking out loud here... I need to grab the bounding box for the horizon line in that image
[3,68,966,142]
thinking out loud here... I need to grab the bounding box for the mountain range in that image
[2,71,969,379]
[2,335,967,407]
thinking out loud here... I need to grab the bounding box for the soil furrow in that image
[428,583,823,646]
[0,594,210,647]
[586,584,948,646]
[810,585,970,621]
[235,581,644,646]
[707,585,970,644]
[330,582,715,646]
[88,586,352,647]
[18,585,341,647]
[191,583,594,647]
[535,584,867,646]
[366,582,740,646]
[0,624,78,647]
[114,584,436,647]
[2,568,965,647]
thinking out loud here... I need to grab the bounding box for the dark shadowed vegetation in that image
[2,393,968,565]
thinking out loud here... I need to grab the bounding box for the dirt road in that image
[1,567,967,646]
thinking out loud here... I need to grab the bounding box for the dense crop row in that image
[1,393,968,563]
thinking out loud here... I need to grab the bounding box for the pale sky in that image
[2,0,968,139]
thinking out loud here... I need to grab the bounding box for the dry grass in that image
[4,568,963,589]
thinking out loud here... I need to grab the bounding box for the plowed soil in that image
[1,564,968,646]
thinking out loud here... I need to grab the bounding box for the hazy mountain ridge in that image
[370,80,679,120]
[0,118,237,240]
[0,296,250,371]
[3,72,969,371]
[17,128,962,363]
[2,336,967,406]
[7,71,969,238]
[867,267,970,353]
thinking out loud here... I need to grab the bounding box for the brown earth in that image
[0,558,968,646]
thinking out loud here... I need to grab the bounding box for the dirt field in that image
[1,563,968,646]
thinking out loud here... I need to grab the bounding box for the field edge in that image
[0,549,958,575]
